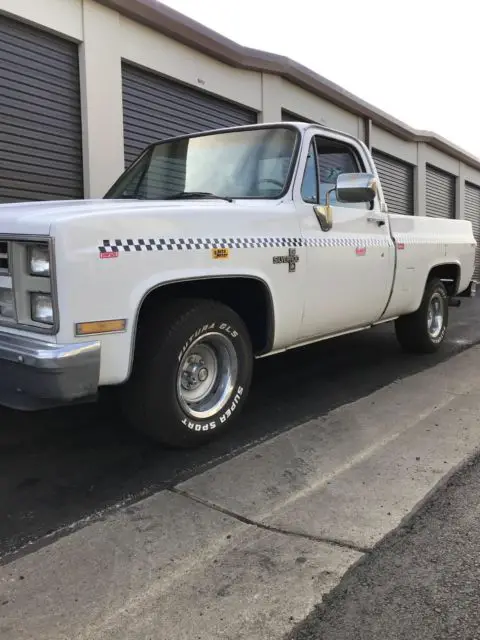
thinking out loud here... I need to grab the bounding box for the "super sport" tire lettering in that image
[180,386,244,432]
[181,418,217,431]
[219,386,244,424]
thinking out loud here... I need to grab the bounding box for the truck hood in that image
[0,198,242,236]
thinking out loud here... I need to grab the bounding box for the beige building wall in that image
[371,126,417,165]
[0,0,83,40]
[80,1,124,198]
[0,0,479,215]
[281,80,361,137]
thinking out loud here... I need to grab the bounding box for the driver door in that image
[295,131,394,342]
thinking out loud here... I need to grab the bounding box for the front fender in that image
[125,267,278,381]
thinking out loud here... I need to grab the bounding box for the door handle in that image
[367,213,386,226]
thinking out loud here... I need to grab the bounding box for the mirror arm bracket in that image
[313,206,333,232]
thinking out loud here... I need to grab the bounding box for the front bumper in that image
[0,332,101,410]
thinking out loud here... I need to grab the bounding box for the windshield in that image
[105,126,299,200]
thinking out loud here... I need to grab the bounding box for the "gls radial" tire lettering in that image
[219,323,238,338]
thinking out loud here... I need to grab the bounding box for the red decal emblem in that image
[100,251,119,259]
[397,243,405,250]
[355,247,366,256]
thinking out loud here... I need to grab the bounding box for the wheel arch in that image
[426,261,461,296]
[126,275,275,379]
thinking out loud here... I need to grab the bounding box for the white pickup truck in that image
[0,122,476,447]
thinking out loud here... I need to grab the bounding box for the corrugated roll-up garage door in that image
[372,150,413,216]
[122,63,258,166]
[0,15,83,203]
[465,182,480,281]
[426,164,455,218]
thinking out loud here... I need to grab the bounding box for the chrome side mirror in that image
[336,172,377,203]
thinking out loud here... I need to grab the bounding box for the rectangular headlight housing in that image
[27,243,50,277]
[30,293,53,325]
[0,237,57,333]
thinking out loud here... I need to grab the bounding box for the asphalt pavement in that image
[1,297,480,563]
[287,449,480,640]
[3,321,480,639]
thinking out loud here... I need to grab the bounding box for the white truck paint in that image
[0,122,476,447]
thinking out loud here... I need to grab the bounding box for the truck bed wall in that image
[383,214,476,318]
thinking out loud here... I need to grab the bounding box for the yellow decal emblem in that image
[212,248,229,260]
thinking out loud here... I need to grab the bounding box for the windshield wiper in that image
[162,191,233,203]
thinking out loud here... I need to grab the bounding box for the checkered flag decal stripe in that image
[99,235,393,253]
[394,235,457,245]
[301,236,389,248]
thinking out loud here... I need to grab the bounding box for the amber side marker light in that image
[75,319,127,336]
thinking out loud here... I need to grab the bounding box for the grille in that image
[0,241,8,272]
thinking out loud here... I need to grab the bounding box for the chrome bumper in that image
[0,332,101,410]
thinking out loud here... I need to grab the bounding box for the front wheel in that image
[395,277,448,354]
[123,299,253,448]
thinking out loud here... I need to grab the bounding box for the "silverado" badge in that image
[273,248,299,273]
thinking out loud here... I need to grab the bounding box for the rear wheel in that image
[123,298,253,448]
[395,278,448,353]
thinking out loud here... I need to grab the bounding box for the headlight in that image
[0,288,15,319]
[31,293,53,324]
[28,244,50,277]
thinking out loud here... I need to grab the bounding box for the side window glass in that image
[301,142,318,203]
[315,138,366,208]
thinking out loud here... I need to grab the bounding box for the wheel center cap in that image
[182,360,210,390]
[198,367,208,382]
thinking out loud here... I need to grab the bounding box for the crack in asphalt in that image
[171,487,371,555]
